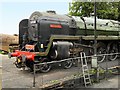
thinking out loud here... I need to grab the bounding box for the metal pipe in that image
[33,64,36,87]
[94,1,99,82]
[94,1,97,56]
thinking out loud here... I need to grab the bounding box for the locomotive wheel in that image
[96,42,106,63]
[40,64,51,73]
[62,60,73,69]
[107,42,118,61]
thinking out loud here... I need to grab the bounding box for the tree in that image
[69,1,119,20]
[118,1,120,21]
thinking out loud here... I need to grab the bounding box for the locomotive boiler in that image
[8,11,120,72]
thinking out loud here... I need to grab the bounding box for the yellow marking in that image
[18,59,21,63]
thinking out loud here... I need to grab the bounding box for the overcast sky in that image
[0,0,72,35]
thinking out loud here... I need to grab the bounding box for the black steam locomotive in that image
[8,11,120,72]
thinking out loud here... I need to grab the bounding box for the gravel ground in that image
[1,54,119,89]
[88,75,120,88]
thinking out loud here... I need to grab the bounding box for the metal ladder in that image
[80,52,92,87]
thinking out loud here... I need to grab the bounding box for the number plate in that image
[25,44,35,50]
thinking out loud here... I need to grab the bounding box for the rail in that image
[34,53,120,65]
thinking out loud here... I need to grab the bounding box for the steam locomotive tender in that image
[8,11,120,72]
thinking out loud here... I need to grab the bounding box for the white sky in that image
[0,0,72,35]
